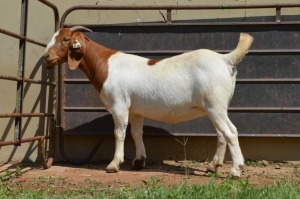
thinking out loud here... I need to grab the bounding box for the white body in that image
[102,49,235,124]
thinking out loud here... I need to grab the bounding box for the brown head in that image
[44,26,92,70]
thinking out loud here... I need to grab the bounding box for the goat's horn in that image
[70,26,93,32]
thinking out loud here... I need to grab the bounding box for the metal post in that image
[276,7,281,22]
[167,9,172,23]
[15,0,28,146]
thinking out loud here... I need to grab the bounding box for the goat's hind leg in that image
[207,129,227,173]
[207,110,244,177]
[130,114,147,170]
[106,109,129,173]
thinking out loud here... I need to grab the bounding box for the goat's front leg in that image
[106,109,129,173]
[207,129,227,173]
[130,114,146,170]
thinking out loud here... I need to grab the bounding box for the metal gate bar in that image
[0,28,46,47]
[0,75,56,86]
[15,0,29,146]
[0,0,59,169]
[61,3,300,27]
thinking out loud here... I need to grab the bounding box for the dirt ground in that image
[1,160,300,192]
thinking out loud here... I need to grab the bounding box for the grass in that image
[0,166,23,182]
[1,176,300,198]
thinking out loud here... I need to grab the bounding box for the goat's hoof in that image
[106,163,120,173]
[131,156,146,170]
[230,164,244,178]
[230,170,241,179]
[206,162,222,173]
[206,166,216,173]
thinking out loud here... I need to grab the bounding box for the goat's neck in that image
[78,40,117,92]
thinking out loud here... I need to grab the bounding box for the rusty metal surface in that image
[0,113,54,118]
[59,4,300,139]
[38,0,59,31]
[0,135,53,147]
[0,75,56,86]
[14,0,29,146]
[0,28,46,47]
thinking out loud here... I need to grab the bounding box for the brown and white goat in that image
[44,26,253,177]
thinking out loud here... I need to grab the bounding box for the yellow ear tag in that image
[72,40,81,49]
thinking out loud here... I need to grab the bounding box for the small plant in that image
[245,160,263,167]
[207,171,221,178]
[175,136,190,179]
[15,166,23,177]
[0,169,13,182]
[0,166,23,182]
[142,176,160,189]
[5,169,12,177]
[140,176,164,198]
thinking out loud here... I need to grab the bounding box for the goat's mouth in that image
[45,58,58,69]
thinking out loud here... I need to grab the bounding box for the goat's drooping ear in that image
[68,32,86,70]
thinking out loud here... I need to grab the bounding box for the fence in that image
[0,0,59,168]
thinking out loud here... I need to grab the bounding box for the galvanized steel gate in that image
[0,0,59,168]
[61,4,300,163]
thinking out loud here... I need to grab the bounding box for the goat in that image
[44,26,253,177]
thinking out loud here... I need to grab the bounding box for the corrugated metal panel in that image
[60,5,300,138]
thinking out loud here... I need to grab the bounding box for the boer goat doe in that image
[44,26,253,177]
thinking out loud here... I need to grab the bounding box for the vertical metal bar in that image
[15,0,28,146]
[38,0,60,169]
[276,7,281,22]
[167,9,172,23]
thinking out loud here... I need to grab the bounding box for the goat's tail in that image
[225,33,254,66]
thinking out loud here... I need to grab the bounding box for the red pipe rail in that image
[0,74,56,86]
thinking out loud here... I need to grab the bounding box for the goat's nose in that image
[43,52,49,59]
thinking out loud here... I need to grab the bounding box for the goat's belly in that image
[130,106,207,124]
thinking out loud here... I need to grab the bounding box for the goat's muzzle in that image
[43,52,57,70]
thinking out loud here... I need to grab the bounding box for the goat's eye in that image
[61,37,70,43]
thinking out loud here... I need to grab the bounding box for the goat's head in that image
[44,26,92,70]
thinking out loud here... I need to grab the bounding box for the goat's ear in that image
[68,32,86,70]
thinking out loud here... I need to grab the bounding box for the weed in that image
[15,166,23,177]
[245,160,263,167]
[207,171,221,178]
[0,166,24,182]
[5,169,12,177]
[142,176,159,189]
[175,136,190,179]
[0,169,13,182]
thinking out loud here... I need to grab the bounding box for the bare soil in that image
[1,160,300,192]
